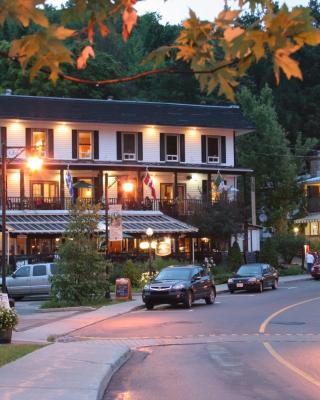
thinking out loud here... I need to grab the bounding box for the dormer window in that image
[32,129,47,157]
[207,136,220,163]
[166,135,179,162]
[78,131,92,159]
[122,133,137,160]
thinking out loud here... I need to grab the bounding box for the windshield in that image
[237,265,262,276]
[155,268,191,281]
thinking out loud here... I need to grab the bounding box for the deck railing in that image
[3,196,233,217]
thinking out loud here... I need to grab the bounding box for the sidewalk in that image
[0,274,310,400]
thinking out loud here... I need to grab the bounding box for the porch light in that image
[27,155,43,171]
[293,226,299,234]
[123,181,134,193]
[146,227,153,237]
[139,241,149,250]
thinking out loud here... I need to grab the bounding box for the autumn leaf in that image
[99,22,109,38]
[88,17,95,44]
[274,48,302,84]
[77,45,95,70]
[52,26,75,40]
[224,27,244,43]
[122,7,138,42]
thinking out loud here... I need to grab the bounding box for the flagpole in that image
[104,172,111,299]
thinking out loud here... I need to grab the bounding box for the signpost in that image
[115,278,132,300]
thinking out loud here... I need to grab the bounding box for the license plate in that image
[236,283,244,288]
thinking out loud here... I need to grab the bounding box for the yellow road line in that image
[259,296,320,333]
[263,342,320,388]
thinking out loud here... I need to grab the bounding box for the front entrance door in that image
[160,183,186,214]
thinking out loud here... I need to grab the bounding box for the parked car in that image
[5,263,58,300]
[227,263,279,293]
[142,265,216,310]
[311,263,320,279]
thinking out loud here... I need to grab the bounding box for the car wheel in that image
[145,302,154,310]
[258,282,263,293]
[272,279,278,290]
[184,290,193,309]
[205,287,216,304]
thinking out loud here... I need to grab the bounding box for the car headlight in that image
[228,278,234,283]
[248,277,257,282]
[172,283,185,290]
[143,284,150,290]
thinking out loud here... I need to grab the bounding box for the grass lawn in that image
[278,264,306,276]
[0,344,45,367]
[41,297,129,309]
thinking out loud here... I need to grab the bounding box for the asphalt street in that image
[63,279,320,400]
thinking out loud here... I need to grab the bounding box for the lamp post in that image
[1,138,43,293]
[146,227,154,275]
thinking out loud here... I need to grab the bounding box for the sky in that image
[49,0,310,25]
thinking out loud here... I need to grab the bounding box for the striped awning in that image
[295,213,320,223]
[5,210,198,235]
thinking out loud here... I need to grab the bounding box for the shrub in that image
[121,260,141,287]
[276,234,305,264]
[228,241,244,270]
[0,306,18,330]
[259,238,279,268]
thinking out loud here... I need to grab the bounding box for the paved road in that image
[66,279,320,400]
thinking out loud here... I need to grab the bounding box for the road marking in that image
[259,296,320,333]
[279,286,297,290]
[263,342,320,388]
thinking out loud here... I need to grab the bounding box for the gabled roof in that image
[0,95,254,131]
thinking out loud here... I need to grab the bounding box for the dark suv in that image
[142,265,216,310]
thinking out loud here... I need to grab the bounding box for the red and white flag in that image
[143,171,157,199]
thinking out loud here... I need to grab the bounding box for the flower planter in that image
[0,329,12,344]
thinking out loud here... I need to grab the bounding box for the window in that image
[32,265,47,276]
[31,182,58,198]
[78,179,93,199]
[311,222,318,236]
[207,136,220,163]
[166,135,179,161]
[78,131,92,159]
[15,266,30,278]
[122,133,137,160]
[32,129,47,157]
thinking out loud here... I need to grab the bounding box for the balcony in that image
[307,197,320,213]
[3,196,219,217]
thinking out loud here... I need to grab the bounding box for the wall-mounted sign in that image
[109,204,123,241]
[156,241,171,257]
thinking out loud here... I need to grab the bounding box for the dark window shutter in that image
[179,134,185,162]
[48,129,54,158]
[72,130,78,159]
[93,130,99,159]
[1,127,7,146]
[26,128,32,156]
[221,136,226,163]
[202,180,208,200]
[201,135,207,163]
[137,132,143,161]
[93,176,100,202]
[160,133,165,161]
[116,132,122,160]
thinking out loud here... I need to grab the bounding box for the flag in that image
[215,172,225,192]
[65,169,74,202]
[143,170,157,200]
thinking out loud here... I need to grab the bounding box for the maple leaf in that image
[88,17,95,44]
[224,27,244,43]
[77,45,95,70]
[99,22,109,38]
[122,6,138,42]
[274,48,302,84]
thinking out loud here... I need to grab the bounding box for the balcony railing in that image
[3,196,233,217]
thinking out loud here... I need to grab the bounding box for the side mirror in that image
[193,276,201,282]
[11,272,16,278]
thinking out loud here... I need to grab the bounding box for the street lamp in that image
[146,228,154,274]
[1,139,42,293]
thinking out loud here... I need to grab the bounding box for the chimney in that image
[5,89,12,96]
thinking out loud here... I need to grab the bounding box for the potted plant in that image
[0,305,18,344]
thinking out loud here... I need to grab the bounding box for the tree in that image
[187,197,244,250]
[259,238,279,268]
[0,1,319,101]
[50,200,108,306]
[228,241,244,271]
[237,85,315,233]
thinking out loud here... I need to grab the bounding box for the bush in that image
[0,306,18,330]
[259,238,279,267]
[121,260,141,287]
[228,241,244,271]
[276,234,305,264]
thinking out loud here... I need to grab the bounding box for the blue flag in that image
[65,170,74,202]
